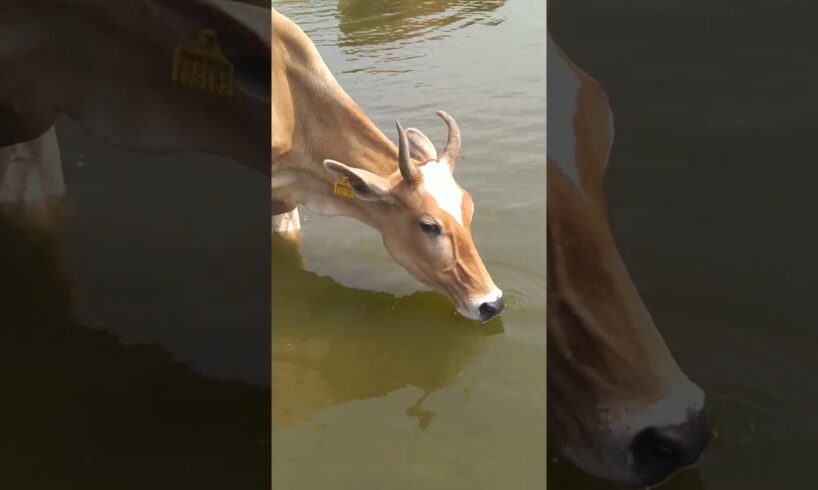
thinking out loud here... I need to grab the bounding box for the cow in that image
[547,32,710,485]
[1,0,271,215]
[272,8,504,322]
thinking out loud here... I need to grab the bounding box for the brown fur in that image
[547,36,694,480]
[272,8,499,318]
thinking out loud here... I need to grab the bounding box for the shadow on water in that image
[0,211,269,489]
[336,0,506,47]
[272,234,503,430]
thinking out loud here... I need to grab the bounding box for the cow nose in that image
[478,296,504,321]
[630,410,710,485]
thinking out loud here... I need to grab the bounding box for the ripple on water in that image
[707,379,793,448]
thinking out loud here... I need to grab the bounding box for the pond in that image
[0,118,271,487]
[272,0,548,488]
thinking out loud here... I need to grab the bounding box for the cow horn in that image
[396,121,419,185]
[436,111,461,164]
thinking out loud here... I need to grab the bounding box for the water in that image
[550,0,818,487]
[3,1,808,487]
[272,1,547,488]
[0,120,271,487]
[2,79,270,490]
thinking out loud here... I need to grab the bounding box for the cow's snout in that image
[630,409,710,485]
[478,298,503,320]
[476,290,504,321]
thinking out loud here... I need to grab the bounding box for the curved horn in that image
[436,111,461,165]
[396,121,419,185]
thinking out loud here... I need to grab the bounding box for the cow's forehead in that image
[419,160,464,225]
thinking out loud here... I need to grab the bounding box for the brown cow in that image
[0,0,272,238]
[547,32,710,485]
[272,8,503,321]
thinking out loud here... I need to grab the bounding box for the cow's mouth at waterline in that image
[451,288,505,322]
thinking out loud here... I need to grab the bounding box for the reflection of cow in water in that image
[336,0,506,47]
[272,235,500,429]
[0,208,271,487]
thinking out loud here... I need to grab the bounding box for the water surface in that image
[273,1,547,488]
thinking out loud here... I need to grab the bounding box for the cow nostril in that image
[631,427,682,472]
[478,297,504,320]
[631,427,683,480]
[478,302,496,319]
[630,414,710,485]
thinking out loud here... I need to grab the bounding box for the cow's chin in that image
[452,289,504,322]
[446,294,483,321]
[455,305,482,321]
[551,425,642,486]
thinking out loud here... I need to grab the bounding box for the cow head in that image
[547,38,709,485]
[324,112,503,322]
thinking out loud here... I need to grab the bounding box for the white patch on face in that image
[419,160,464,225]
[547,35,582,187]
[608,376,705,435]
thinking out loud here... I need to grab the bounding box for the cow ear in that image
[324,160,391,202]
[147,0,270,101]
[406,128,438,162]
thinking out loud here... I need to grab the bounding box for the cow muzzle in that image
[458,288,504,322]
[556,377,709,486]
[625,380,710,485]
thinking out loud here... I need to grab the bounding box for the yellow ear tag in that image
[172,28,234,96]
[333,177,355,199]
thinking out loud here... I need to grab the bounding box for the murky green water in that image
[0,141,271,488]
[272,1,547,488]
[2,96,270,487]
[550,0,818,488]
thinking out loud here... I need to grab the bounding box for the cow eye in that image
[419,220,441,236]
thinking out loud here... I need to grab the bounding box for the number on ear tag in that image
[172,28,234,96]
[333,177,355,199]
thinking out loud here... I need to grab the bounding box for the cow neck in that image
[292,75,401,228]
[279,13,400,227]
[281,15,398,179]
[306,78,399,179]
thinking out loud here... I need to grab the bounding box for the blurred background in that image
[550,0,818,488]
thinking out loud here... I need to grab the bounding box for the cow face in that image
[324,112,503,321]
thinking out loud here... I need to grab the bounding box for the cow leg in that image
[0,126,66,228]
[406,390,437,431]
[272,202,304,266]
[272,207,301,237]
[0,125,74,320]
